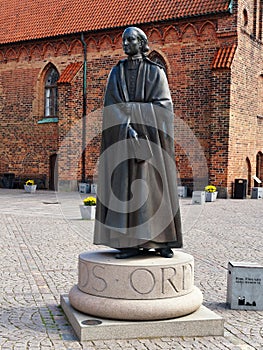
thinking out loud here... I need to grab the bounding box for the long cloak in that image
[94,57,182,249]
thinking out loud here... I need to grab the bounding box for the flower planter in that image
[205,191,218,202]
[24,184,37,193]
[78,183,91,194]
[91,184,97,194]
[178,186,187,198]
[192,191,205,205]
[80,205,96,220]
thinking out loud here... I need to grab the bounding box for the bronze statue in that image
[94,27,182,258]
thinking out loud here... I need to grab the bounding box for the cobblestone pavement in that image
[0,188,263,349]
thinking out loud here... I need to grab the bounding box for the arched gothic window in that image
[243,9,248,27]
[148,51,167,74]
[44,67,59,117]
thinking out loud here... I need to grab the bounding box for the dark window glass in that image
[45,67,59,117]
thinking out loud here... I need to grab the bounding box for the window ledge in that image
[38,117,58,124]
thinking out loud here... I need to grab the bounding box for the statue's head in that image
[122,27,150,57]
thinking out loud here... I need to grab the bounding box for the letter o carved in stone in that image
[130,268,156,295]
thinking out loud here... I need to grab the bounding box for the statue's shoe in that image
[115,248,140,259]
[157,247,174,258]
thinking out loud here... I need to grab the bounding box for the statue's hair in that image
[122,27,150,54]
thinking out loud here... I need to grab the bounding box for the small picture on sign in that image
[238,296,256,306]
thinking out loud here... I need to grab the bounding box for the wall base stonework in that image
[58,180,78,192]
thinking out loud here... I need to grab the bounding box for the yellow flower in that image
[205,185,217,193]
[83,196,96,206]
[25,179,35,186]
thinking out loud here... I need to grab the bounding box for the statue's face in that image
[122,28,142,57]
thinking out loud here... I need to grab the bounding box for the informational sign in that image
[227,261,263,310]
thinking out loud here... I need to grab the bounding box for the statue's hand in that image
[128,125,138,139]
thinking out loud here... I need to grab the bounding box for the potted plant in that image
[205,185,218,202]
[24,179,37,193]
[80,196,96,219]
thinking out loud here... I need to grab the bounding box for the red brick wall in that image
[0,2,262,195]
[57,78,83,189]
[0,62,58,184]
[0,38,83,188]
[210,69,232,194]
[229,0,263,195]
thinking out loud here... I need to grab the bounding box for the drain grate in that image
[42,201,60,205]
[81,319,102,326]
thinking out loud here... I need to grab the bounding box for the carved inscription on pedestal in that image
[78,252,194,300]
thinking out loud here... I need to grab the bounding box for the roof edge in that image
[0,6,234,46]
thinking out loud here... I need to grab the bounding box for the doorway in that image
[246,157,251,195]
[256,152,263,186]
[49,154,58,191]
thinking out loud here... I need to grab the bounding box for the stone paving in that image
[0,188,263,349]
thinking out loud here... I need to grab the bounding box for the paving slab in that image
[0,189,263,349]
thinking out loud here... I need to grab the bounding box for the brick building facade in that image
[0,0,262,196]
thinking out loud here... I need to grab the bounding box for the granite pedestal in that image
[62,249,224,340]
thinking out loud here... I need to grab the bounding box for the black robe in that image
[93,57,182,249]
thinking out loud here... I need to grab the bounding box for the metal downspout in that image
[81,33,87,182]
